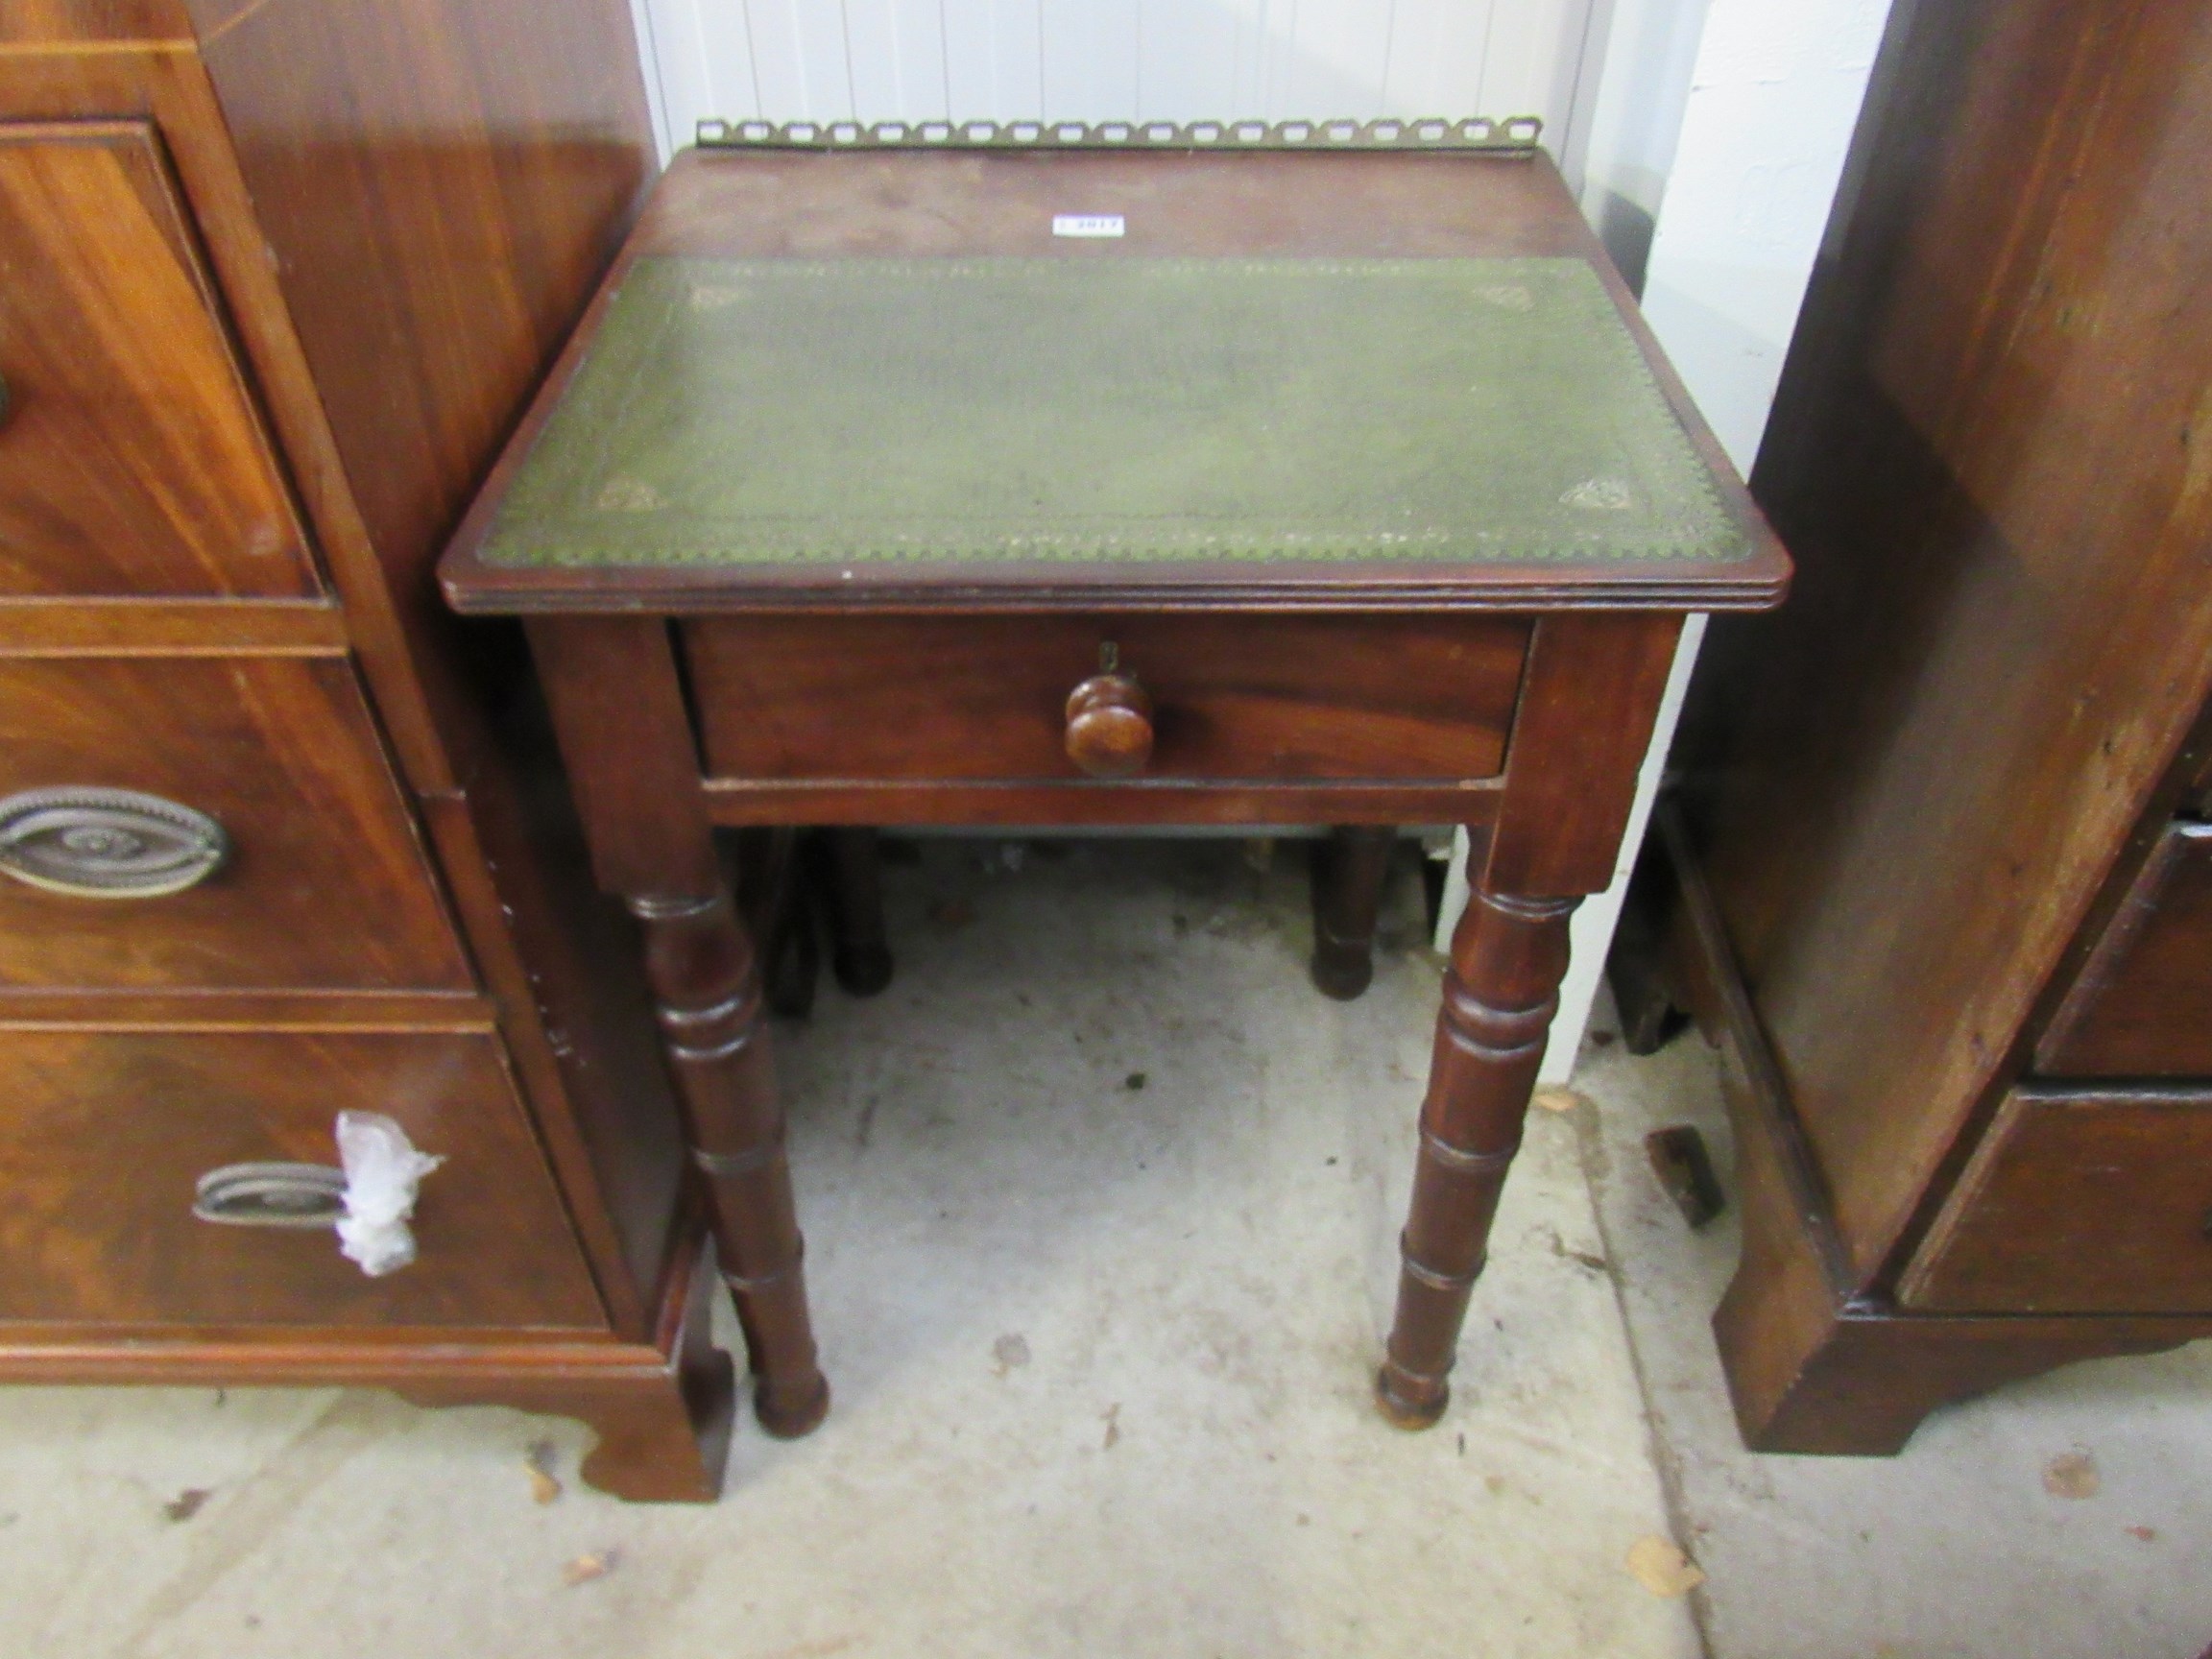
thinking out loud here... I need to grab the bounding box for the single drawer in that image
[2037,820,2212,1075]
[0,121,318,598]
[1899,1087,2212,1313]
[684,613,1528,785]
[0,1026,605,1330]
[0,655,471,992]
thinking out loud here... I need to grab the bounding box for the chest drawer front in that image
[1899,1087,2212,1314]
[2037,821,2212,1076]
[0,655,472,992]
[0,122,318,598]
[684,614,1528,786]
[0,1027,604,1330]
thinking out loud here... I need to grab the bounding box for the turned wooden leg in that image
[1378,878,1578,1428]
[819,827,894,996]
[1372,614,1683,1426]
[1310,826,1397,1000]
[635,885,830,1438]
[528,616,831,1448]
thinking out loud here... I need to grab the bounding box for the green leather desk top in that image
[475,254,1750,572]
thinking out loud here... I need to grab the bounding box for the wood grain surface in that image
[0,2,192,47]
[416,745,687,1339]
[0,655,470,991]
[0,121,317,598]
[196,0,653,778]
[685,613,1527,785]
[1645,799,2212,1452]
[1676,0,2212,1286]
[1484,612,1681,897]
[181,0,685,1340]
[0,0,733,1501]
[0,1026,605,1330]
[0,599,346,656]
[1900,1086,2212,1313]
[2036,821,2212,1075]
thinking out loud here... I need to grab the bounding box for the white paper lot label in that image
[1051,214,1126,238]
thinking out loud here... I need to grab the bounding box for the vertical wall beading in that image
[673,0,1585,132]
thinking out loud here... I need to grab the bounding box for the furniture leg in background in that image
[818,828,895,996]
[734,827,895,1019]
[1310,826,1398,999]
[527,615,830,1440]
[733,827,819,1019]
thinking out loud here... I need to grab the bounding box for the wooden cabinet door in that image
[0,121,319,597]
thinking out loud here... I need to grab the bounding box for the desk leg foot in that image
[1373,1359,1451,1429]
[633,887,830,1443]
[1380,882,1576,1427]
[1310,827,1396,1000]
[753,1368,831,1439]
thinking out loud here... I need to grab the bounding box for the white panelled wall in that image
[632,0,1604,156]
[620,0,1893,1084]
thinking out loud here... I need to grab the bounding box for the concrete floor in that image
[2,839,2206,1658]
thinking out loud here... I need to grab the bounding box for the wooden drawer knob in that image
[1065,667,1154,779]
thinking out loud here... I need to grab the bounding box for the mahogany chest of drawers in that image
[0,0,732,1500]
[1626,0,2212,1453]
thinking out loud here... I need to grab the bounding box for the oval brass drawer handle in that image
[193,1162,349,1228]
[0,785,228,898]
[192,1116,445,1280]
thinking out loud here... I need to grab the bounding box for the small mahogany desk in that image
[442,144,1787,1450]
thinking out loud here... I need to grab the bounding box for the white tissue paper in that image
[333,1111,445,1277]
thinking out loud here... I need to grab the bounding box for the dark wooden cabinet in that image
[1635,0,2212,1453]
[0,0,733,1499]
